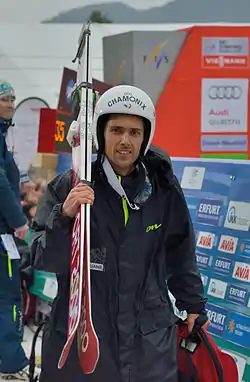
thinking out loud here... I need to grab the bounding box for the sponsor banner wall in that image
[155,26,250,160]
[172,157,250,381]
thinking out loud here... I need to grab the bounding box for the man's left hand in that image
[187,313,210,334]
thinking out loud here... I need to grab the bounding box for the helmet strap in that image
[102,155,144,211]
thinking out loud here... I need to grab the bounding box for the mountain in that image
[43,0,250,24]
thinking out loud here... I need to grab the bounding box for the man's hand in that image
[187,313,210,334]
[62,183,95,218]
[14,224,29,240]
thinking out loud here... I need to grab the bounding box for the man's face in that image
[0,96,15,120]
[104,114,144,176]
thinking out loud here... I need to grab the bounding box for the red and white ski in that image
[58,23,100,374]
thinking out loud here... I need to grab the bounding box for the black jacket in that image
[30,146,206,382]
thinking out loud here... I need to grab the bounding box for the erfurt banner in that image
[172,157,250,382]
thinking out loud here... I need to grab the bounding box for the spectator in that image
[0,80,39,381]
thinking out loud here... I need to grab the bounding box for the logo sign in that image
[218,235,238,255]
[108,92,147,110]
[196,252,211,269]
[196,199,222,226]
[227,285,248,306]
[206,303,228,337]
[143,39,169,69]
[214,257,233,275]
[201,135,248,152]
[197,231,215,250]
[201,78,248,133]
[225,312,250,348]
[207,278,227,299]
[232,262,250,283]
[239,240,250,258]
[224,201,250,231]
[181,166,205,190]
[208,85,242,100]
[202,37,249,69]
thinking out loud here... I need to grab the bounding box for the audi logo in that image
[208,86,242,100]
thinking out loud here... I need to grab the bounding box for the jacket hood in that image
[143,144,175,189]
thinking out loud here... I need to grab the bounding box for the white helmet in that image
[92,85,156,156]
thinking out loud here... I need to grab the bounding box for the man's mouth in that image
[117,150,131,156]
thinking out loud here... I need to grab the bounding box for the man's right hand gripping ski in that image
[62,184,95,218]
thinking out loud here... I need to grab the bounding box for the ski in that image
[58,23,100,374]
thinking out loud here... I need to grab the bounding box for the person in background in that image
[0,79,38,381]
[34,179,46,203]
[20,171,35,200]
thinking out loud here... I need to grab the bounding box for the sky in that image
[0,0,174,22]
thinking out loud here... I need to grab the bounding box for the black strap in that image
[28,320,47,382]
[198,329,224,382]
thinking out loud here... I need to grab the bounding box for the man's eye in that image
[131,129,141,136]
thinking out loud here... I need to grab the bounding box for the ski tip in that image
[58,354,66,370]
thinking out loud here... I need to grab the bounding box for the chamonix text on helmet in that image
[107,93,147,110]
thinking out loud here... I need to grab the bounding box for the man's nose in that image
[120,132,130,144]
[7,100,14,107]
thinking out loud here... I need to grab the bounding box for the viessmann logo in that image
[202,37,249,69]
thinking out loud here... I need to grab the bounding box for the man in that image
[0,80,35,381]
[30,85,209,382]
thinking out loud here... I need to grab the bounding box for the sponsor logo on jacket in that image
[145,223,162,232]
[218,235,238,254]
[232,262,250,283]
[197,231,215,249]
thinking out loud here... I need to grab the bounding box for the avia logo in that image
[232,262,250,283]
[146,223,162,233]
[197,231,215,249]
[143,39,169,69]
[218,235,238,254]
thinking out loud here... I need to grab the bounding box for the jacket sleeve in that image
[0,135,26,228]
[165,177,206,314]
[29,176,73,275]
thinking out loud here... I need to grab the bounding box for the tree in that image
[89,10,112,23]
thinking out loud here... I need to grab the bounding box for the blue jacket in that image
[0,119,26,234]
